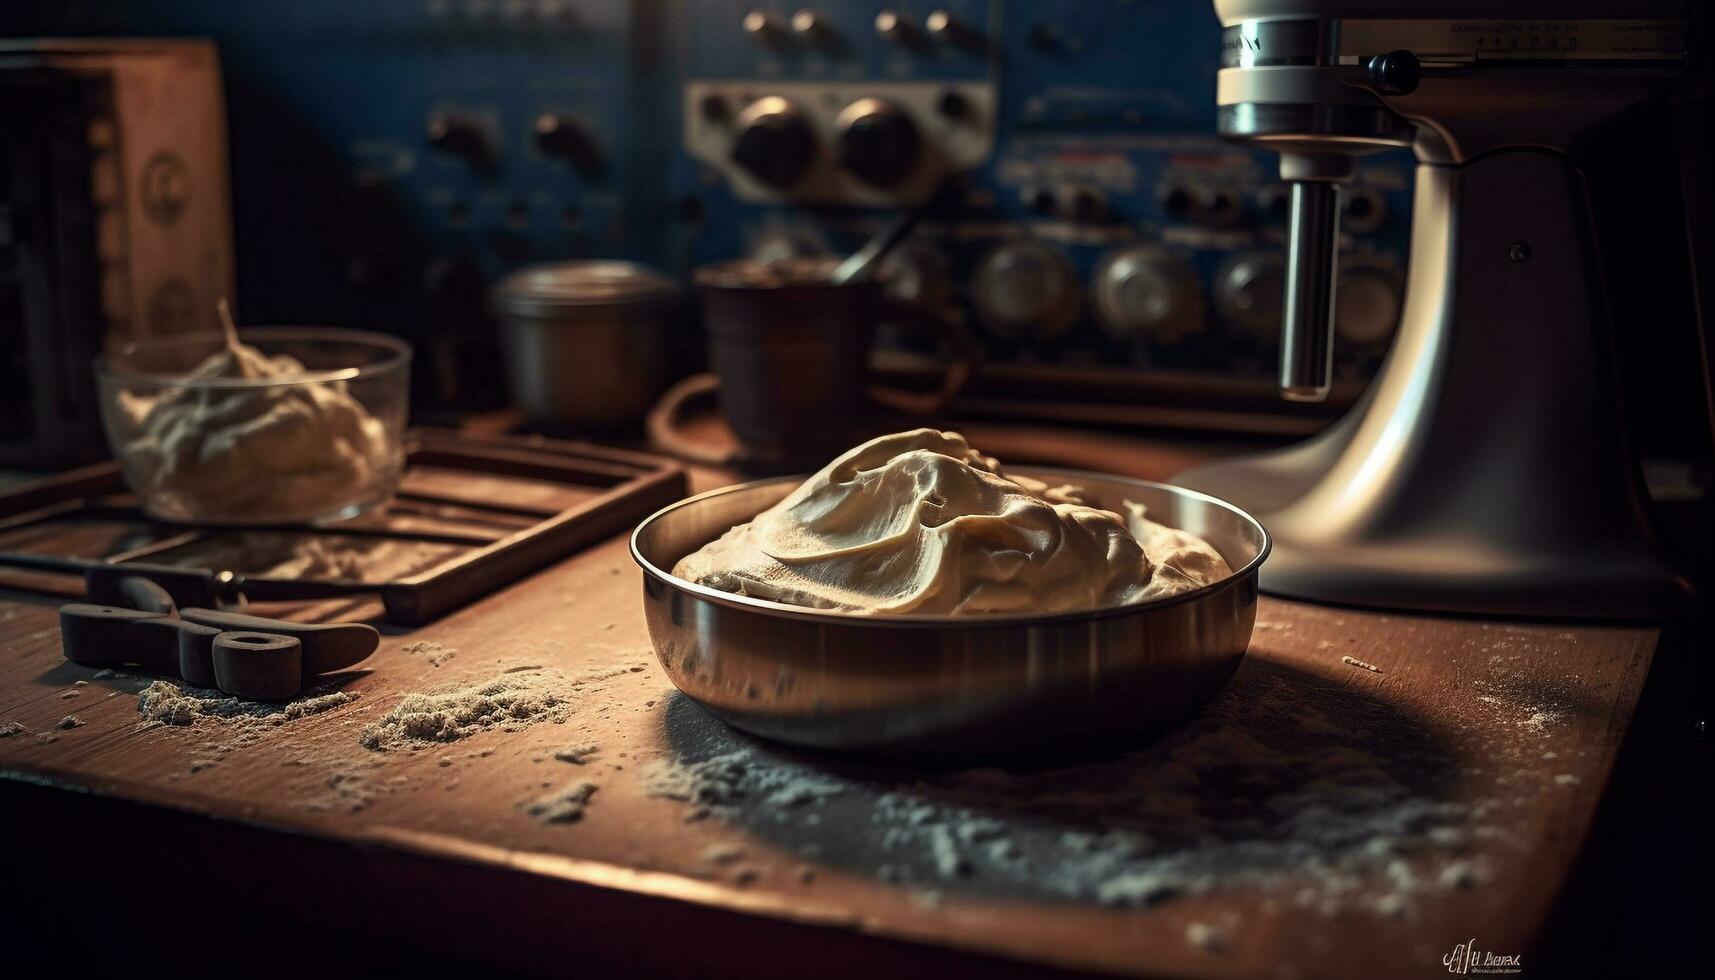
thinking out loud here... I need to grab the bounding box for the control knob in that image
[835,98,922,188]
[926,10,984,51]
[1335,261,1403,350]
[874,9,922,46]
[791,9,833,43]
[1065,186,1106,222]
[1092,246,1204,343]
[534,113,603,176]
[1195,186,1243,228]
[731,97,816,190]
[742,9,786,42]
[971,240,1080,342]
[1341,186,1388,234]
[1255,183,1291,222]
[425,112,495,170]
[1215,252,1287,342]
[878,242,951,311]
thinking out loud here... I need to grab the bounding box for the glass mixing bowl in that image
[95,327,412,525]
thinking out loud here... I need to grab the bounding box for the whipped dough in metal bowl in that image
[116,333,391,522]
[673,429,1230,615]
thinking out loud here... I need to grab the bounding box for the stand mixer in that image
[1177,2,1695,617]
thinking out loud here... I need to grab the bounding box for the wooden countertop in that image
[0,430,1660,978]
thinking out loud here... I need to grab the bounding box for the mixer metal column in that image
[1281,179,1340,400]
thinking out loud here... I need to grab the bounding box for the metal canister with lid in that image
[489,260,680,429]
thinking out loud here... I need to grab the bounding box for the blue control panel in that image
[671,0,1414,420]
[1,0,1412,425]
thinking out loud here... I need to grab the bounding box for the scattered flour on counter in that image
[526,781,599,824]
[642,657,1528,920]
[1437,860,1484,889]
[552,743,601,765]
[133,680,360,768]
[360,675,571,750]
[644,747,846,811]
[1518,710,1561,733]
[304,770,381,813]
[1094,872,1178,907]
[400,640,458,668]
[702,842,746,864]
[0,721,24,738]
[732,865,763,886]
[138,680,356,728]
[359,664,643,753]
[645,751,749,806]
[56,715,83,730]
[1186,921,1231,954]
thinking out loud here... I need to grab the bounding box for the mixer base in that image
[1176,447,1688,620]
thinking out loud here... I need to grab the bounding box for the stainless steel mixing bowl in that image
[631,469,1270,761]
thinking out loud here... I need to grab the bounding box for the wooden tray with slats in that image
[0,428,687,624]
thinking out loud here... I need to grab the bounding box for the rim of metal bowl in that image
[630,467,1272,629]
[95,326,414,389]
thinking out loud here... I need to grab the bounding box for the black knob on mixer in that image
[836,98,922,188]
[731,97,817,190]
[1367,50,1420,96]
[535,113,604,176]
[426,112,495,170]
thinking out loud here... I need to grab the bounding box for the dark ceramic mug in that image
[652,257,976,471]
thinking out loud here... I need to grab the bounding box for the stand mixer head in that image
[1220,16,1416,400]
[1180,2,1694,617]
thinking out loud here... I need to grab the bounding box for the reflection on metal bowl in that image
[631,468,1270,762]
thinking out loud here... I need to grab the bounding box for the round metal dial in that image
[1092,246,1204,343]
[1215,251,1286,342]
[1340,185,1388,234]
[971,240,1080,342]
[835,98,922,188]
[878,242,950,311]
[731,97,816,190]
